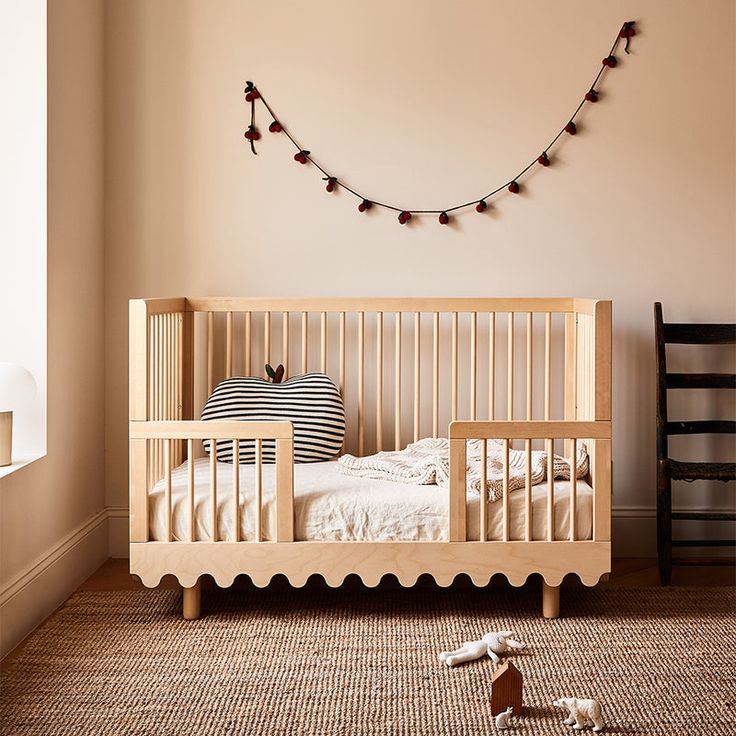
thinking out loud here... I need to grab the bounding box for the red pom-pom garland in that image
[242,20,637,226]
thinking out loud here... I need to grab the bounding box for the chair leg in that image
[542,582,560,619]
[657,463,672,585]
[182,580,201,620]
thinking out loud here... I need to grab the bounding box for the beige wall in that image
[0,0,107,657]
[104,0,736,555]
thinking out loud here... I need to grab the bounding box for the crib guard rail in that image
[129,420,294,543]
[448,420,611,543]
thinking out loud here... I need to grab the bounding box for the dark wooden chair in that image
[655,303,736,583]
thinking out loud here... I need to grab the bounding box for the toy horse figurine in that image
[439,630,526,667]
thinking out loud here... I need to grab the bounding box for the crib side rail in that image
[129,420,295,544]
[448,420,611,543]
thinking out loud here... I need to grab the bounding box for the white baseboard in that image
[0,509,109,659]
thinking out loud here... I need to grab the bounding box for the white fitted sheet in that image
[148,458,594,542]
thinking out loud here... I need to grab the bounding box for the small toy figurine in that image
[439,630,526,667]
[552,697,605,732]
[494,706,513,729]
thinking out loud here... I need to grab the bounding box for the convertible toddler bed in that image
[130,297,611,619]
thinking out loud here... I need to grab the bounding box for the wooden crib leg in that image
[182,580,201,620]
[542,582,560,619]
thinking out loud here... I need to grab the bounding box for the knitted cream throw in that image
[337,438,589,502]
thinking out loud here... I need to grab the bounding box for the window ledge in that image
[0,451,46,480]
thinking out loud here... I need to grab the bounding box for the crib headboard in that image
[130,297,611,470]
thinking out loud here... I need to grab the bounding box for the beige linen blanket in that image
[337,438,589,502]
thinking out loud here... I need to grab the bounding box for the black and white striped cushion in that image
[201,373,345,463]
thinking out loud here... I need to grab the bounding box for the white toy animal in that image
[439,630,526,667]
[553,697,605,732]
[494,706,513,729]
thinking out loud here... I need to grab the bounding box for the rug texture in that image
[1,585,734,735]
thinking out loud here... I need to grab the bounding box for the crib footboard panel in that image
[130,540,610,590]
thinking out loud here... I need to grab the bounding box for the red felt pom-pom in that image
[585,90,599,103]
[325,177,337,192]
[565,121,577,135]
[294,150,309,164]
[602,55,617,68]
[438,212,449,225]
[269,120,282,133]
[244,126,260,141]
[398,211,412,224]
[245,90,261,103]
[537,153,550,167]
[620,23,636,38]
[508,181,520,194]
[476,200,488,213]
[358,200,372,213]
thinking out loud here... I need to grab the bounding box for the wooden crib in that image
[129,297,611,619]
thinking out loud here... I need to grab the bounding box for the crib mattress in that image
[148,458,594,542]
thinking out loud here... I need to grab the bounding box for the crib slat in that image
[449,439,467,541]
[433,312,439,438]
[489,312,496,419]
[376,311,383,451]
[255,439,262,542]
[358,312,365,455]
[413,311,420,443]
[547,438,554,542]
[177,312,184,422]
[301,312,308,374]
[245,312,252,376]
[479,438,488,542]
[470,312,477,420]
[525,438,532,541]
[339,312,346,397]
[264,311,271,368]
[320,311,327,373]
[226,311,233,379]
[187,439,195,542]
[233,440,240,542]
[276,438,294,542]
[164,438,172,542]
[451,312,458,421]
[502,439,510,542]
[282,311,289,379]
[207,311,214,396]
[507,313,514,421]
[545,312,552,420]
[210,441,217,542]
[394,312,401,451]
[526,312,533,420]
[569,438,577,542]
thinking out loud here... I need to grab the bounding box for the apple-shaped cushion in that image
[201,372,345,463]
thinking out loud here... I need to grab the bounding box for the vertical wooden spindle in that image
[569,438,577,542]
[320,311,327,373]
[526,312,533,420]
[470,312,477,420]
[164,439,172,542]
[282,311,289,378]
[264,311,271,368]
[525,438,532,541]
[376,312,383,451]
[244,312,252,376]
[432,312,439,438]
[502,438,510,542]
[413,312,420,443]
[489,312,496,419]
[233,439,240,542]
[545,312,552,420]
[301,312,308,374]
[547,438,555,542]
[451,312,458,421]
[358,312,365,455]
[480,438,488,542]
[339,312,346,397]
[255,438,262,541]
[394,312,401,450]
[507,313,514,421]
[187,439,195,542]
[226,311,233,379]
[207,311,214,396]
[210,440,217,542]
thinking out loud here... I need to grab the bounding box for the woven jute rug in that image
[1,584,734,735]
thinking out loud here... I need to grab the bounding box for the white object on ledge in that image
[0,362,38,467]
[439,630,526,667]
[495,706,514,729]
[553,697,605,731]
